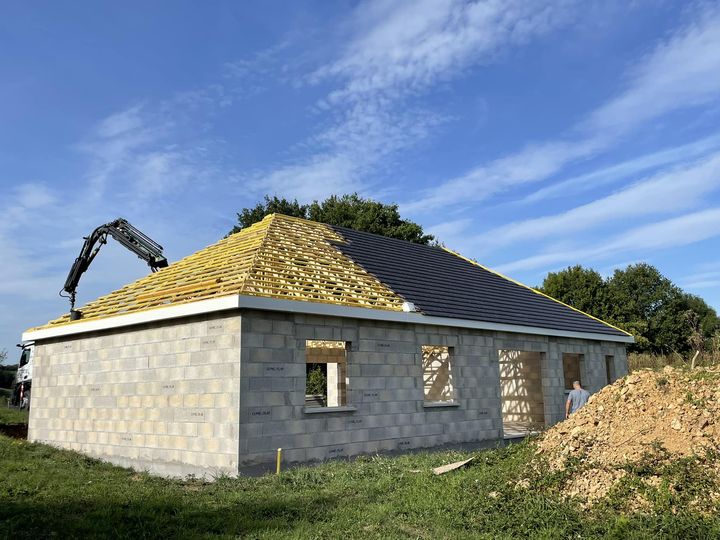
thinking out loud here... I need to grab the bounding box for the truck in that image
[10,342,34,408]
[9,218,168,409]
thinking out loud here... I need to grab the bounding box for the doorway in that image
[499,350,545,438]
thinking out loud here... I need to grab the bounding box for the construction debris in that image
[433,456,475,475]
[535,366,720,505]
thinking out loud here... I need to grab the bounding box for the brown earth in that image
[0,423,28,439]
[534,366,720,506]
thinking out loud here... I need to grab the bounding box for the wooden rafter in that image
[35,214,405,329]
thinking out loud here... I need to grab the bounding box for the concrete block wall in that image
[238,310,501,466]
[540,336,627,425]
[28,313,241,478]
[238,309,629,466]
[28,305,629,476]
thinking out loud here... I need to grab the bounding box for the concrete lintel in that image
[302,406,358,414]
[423,401,461,408]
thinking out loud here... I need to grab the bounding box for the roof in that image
[35,215,404,330]
[331,226,629,338]
[32,213,630,340]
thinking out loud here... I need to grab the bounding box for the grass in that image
[1,434,719,539]
[0,407,28,426]
[0,386,717,538]
[628,351,720,372]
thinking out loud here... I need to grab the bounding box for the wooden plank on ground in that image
[432,456,475,476]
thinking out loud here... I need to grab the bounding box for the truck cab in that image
[12,343,34,408]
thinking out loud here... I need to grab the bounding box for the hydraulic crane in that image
[61,218,168,320]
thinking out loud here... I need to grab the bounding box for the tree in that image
[0,350,16,390]
[229,196,308,235]
[229,193,434,244]
[539,262,720,354]
[605,263,690,353]
[539,265,609,319]
[684,293,720,339]
[305,366,327,399]
[606,264,676,326]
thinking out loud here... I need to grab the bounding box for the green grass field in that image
[1,428,719,539]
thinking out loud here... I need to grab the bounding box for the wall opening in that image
[422,345,454,403]
[605,355,616,385]
[499,350,545,437]
[305,340,348,408]
[562,353,584,390]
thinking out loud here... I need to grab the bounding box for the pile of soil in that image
[535,366,720,505]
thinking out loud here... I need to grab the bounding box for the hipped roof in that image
[33,214,630,339]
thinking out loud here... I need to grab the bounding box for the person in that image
[565,380,589,419]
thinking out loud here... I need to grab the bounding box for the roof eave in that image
[24,294,634,344]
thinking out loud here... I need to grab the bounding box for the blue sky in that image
[2,1,720,360]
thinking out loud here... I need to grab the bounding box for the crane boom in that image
[62,218,168,319]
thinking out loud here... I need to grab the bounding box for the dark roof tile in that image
[331,226,628,338]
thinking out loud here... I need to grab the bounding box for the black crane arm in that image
[62,218,168,315]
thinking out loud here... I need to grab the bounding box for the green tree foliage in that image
[540,266,609,318]
[229,196,308,235]
[229,194,433,244]
[539,263,720,354]
[0,357,17,390]
[305,366,327,398]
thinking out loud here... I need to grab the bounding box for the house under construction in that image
[24,214,633,477]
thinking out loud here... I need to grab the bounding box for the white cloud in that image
[76,102,224,207]
[316,0,576,102]
[0,98,230,320]
[496,207,720,273]
[96,104,146,138]
[0,184,66,300]
[402,137,603,212]
[427,217,474,242]
[483,152,720,247]
[255,0,579,201]
[680,264,720,290]
[0,46,296,353]
[252,99,447,200]
[684,279,720,289]
[78,104,169,202]
[586,6,720,134]
[405,4,720,211]
[519,133,720,204]
[254,154,360,201]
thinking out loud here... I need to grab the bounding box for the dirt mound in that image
[535,366,720,505]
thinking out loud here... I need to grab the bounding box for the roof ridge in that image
[441,247,632,337]
[328,224,441,249]
[237,214,276,297]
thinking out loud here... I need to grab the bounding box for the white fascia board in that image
[236,296,634,343]
[22,295,240,342]
[24,294,634,344]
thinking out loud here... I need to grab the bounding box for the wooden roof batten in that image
[36,214,405,329]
